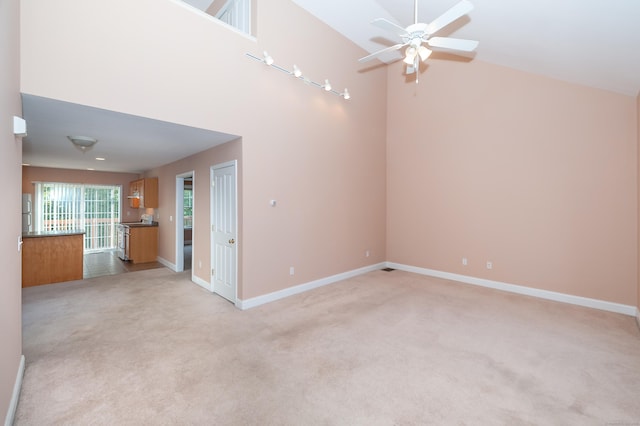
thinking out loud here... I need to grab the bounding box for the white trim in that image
[237,263,386,310]
[4,355,25,426]
[157,256,177,272]
[636,308,640,331]
[387,262,637,317]
[191,274,213,292]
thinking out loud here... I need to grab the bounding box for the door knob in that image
[229,239,235,244]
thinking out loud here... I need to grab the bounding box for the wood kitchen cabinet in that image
[128,226,158,264]
[129,177,158,208]
[22,232,84,287]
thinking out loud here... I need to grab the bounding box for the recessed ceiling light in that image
[95,157,106,161]
[87,168,95,171]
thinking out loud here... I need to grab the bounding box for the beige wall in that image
[21,0,387,300]
[0,0,23,421]
[387,59,638,306]
[145,139,242,291]
[22,167,143,221]
[638,92,640,316]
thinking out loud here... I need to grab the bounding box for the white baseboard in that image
[237,262,387,310]
[387,262,637,317]
[156,256,177,272]
[157,256,211,292]
[4,354,24,426]
[191,274,212,292]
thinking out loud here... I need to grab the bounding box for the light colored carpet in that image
[16,268,640,425]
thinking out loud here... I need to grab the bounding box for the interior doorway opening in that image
[176,171,194,273]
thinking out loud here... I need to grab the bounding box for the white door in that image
[211,162,237,302]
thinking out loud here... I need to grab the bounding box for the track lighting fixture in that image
[246,52,350,100]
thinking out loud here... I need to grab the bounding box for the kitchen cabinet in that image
[129,177,158,208]
[22,231,84,287]
[128,226,158,263]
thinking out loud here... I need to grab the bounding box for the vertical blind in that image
[34,182,121,251]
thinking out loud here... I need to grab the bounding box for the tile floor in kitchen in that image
[83,245,191,279]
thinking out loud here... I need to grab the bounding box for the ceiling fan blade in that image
[426,0,474,36]
[427,37,478,52]
[371,18,409,37]
[358,43,407,63]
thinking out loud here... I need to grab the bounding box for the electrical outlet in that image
[290,266,295,276]
[462,257,468,266]
[365,250,370,257]
[486,261,493,270]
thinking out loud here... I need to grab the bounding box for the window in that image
[184,188,193,228]
[35,182,121,252]
[216,0,251,35]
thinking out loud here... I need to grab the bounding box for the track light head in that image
[263,51,274,65]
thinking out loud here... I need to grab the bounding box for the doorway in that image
[176,171,194,274]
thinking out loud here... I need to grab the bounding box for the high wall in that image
[145,139,242,289]
[0,0,23,422]
[22,167,142,221]
[20,0,388,300]
[387,59,638,306]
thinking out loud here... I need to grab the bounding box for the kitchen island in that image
[22,230,85,287]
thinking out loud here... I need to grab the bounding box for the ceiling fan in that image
[359,0,478,82]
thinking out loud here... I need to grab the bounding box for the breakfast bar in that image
[22,230,85,287]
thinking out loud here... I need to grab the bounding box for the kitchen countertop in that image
[120,222,159,228]
[23,230,85,238]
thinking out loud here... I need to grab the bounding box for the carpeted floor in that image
[16,268,640,425]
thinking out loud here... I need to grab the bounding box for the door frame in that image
[175,171,194,275]
[211,160,238,305]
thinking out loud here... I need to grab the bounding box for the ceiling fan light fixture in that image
[360,0,478,84]
[403,46,418,65]
[68,135,98,152]
[418,45,432,61]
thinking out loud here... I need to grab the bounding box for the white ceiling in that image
[292,0,640,96]
[21,95,239,173]
[21,0,640,174]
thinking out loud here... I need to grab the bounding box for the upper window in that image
[215,0,251,35]
[182,0,253,36]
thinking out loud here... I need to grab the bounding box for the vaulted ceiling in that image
[292,0,640,96]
